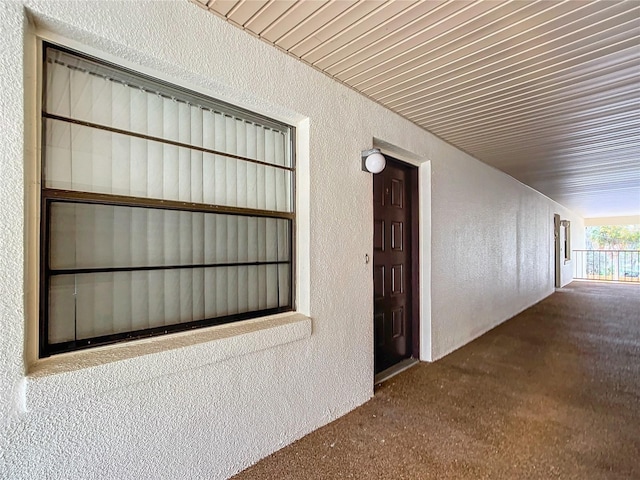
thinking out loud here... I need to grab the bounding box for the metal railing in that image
[573,250,640,282]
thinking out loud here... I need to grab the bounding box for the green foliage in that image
[586,225,640,250]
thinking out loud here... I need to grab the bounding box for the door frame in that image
[372,155,420,372]
[554,213,561,288]
[408,162,420,360]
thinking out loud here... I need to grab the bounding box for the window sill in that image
[25,312,312,412]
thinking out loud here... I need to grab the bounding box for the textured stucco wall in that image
[1,1,583,479]
[429,140,584,360]
[0,0,27,425]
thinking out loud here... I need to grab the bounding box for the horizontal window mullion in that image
[43,306,293,357]
[43,112,295,173]
[42,189,295,220]
[49,260,291,276]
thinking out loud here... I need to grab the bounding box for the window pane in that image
[278,263,291,308]
[48,275,76,343]
[45,48,291,168]
[49,265,290,341]
[44,119,293,212]
[49,202,291,270]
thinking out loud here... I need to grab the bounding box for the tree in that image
[586,225,640,250]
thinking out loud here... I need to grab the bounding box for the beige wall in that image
[584,216,640,226]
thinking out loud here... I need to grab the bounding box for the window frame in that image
[38,41,296,358]
[561,220,571,263]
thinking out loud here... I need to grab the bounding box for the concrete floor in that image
[233,282,640,479]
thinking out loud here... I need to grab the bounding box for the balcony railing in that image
[573,250,640,282]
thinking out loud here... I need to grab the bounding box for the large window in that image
[40,43,295,357]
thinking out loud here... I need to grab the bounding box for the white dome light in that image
[361,148,386,174]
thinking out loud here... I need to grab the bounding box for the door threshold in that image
[374,357,419,385]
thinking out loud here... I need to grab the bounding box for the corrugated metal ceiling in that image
[194,0,640,218]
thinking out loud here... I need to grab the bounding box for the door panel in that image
[373,158,414,374]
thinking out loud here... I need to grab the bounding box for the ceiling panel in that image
[243,1,297,33]
[362,2,612,98]
[315,1,445,72]
[302,1,414,66]
[197,0,640,218]
[276,1,358,51]
[260,1,330,43]
[294,1,385,59]
[224,0,269,26]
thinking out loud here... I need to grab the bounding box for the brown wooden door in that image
[373,158,414,374]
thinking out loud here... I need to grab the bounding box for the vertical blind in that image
[41,44,294,355]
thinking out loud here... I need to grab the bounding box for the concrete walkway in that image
[233,282,640,479]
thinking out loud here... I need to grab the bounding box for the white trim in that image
[24,21,41,367]
[373,138,424,167]
[295,118,311,317]
[419,162,432,362]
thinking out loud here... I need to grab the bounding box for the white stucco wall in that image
[429,140,584,360]
[1,1,583,478]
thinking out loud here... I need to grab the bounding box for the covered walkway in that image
[234,282,640,479]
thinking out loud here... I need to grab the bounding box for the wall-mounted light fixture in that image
[361,148,386,174]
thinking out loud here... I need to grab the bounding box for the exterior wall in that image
[429,141,584,360]
[560,216,584,288]
[0,1,582,479]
